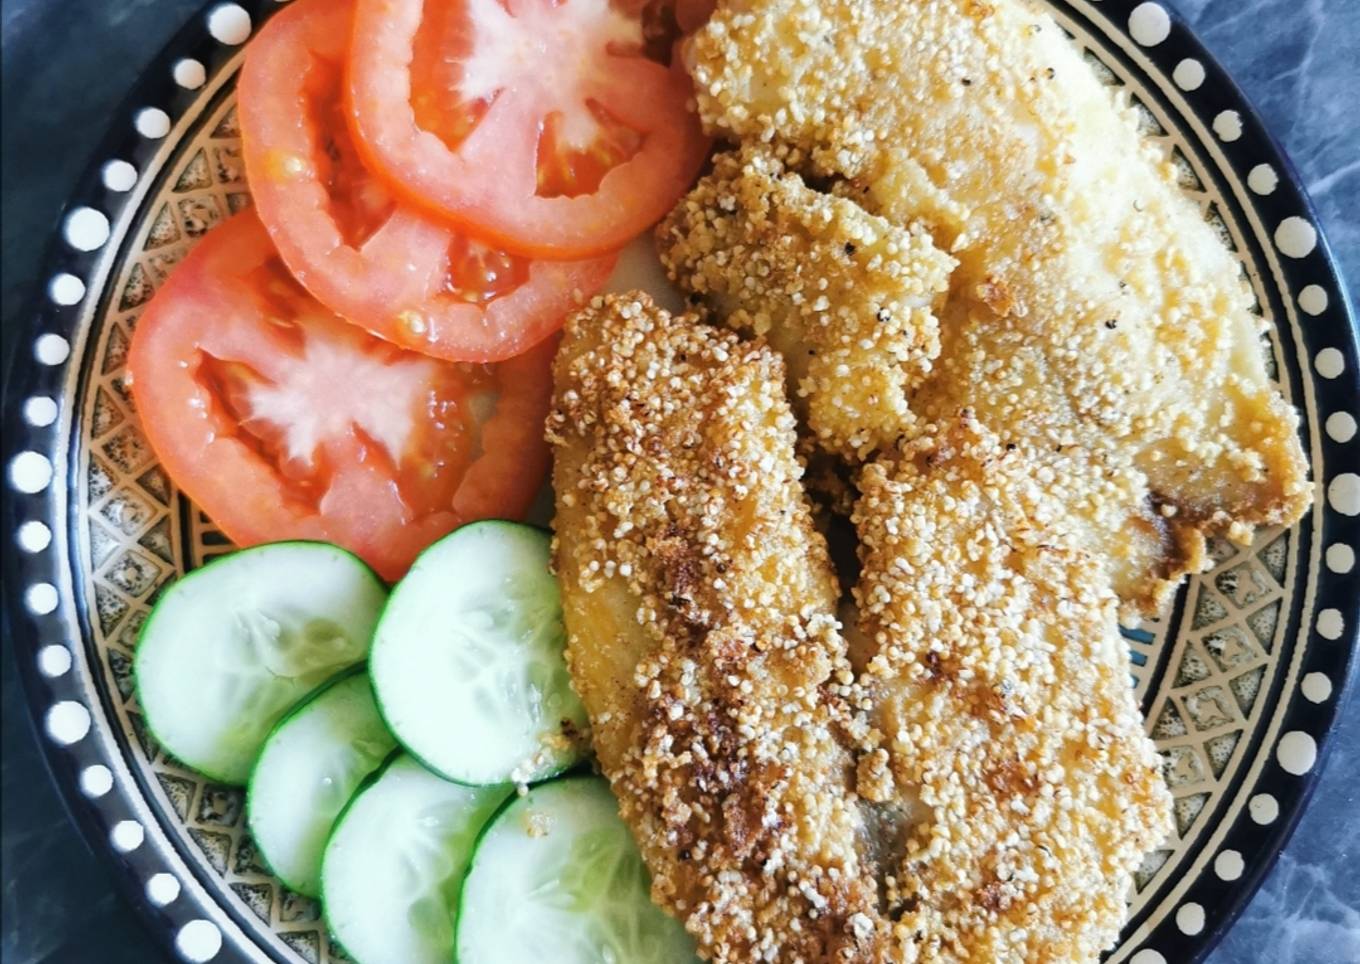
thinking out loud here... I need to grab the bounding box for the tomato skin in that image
[239,0,615,364]
[128,210,554,581]
[347,0,712,259]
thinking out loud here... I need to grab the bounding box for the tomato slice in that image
[348,0,712,258]
[239,0,614,364]
[128,210,554,581]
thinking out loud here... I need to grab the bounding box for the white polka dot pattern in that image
[111,820,145,852]
[1298,284,1329,315]
[1212,110,1242,142]
[9,451,54,493]
[1129,3,1171,46]
[1315,347,1346,379]
[48,272,86,305]
[1176,902,1205,935]
[26,583,59,615]
[24,397,58,427]
[46,701,91,746]
[1172,58,1204,90]
[148,873,182,907]
[1326,412,1357,443]
[173,58,207,89]
[135,108,172,139]
[37,645,71,677]
[34,333,70,365]
[80,765,114,798]
[1214,850,1244,881]
[1130,950,1168,964]
[1275,216,1318,258]
[18,520,53,553]
[5,6,1352,963]
[1301,673,1333,703]
[1249,793,1279,825]
[64,207,110,251]
[1316,608,1345,640]
[1328,475,1360,516]
[207,4,252,44]
[1277,731,1317,775]
[1325,544,1355,574]
[102,160,138,192]
[1247,164,1277,195]
[176,920,224,962]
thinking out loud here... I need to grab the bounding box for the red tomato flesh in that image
[348,0,712,258]
[239,0,615,363]
[128,210,554,581]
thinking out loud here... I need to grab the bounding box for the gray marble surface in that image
[2,0,1357,961]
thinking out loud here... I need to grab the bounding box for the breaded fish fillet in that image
[548,293,882,962]
[851,418,1173,962]
[659,147,956,460]
[656,146,1201,610]
[550,298,1172,962]
[680,0,1311,613]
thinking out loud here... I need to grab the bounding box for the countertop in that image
[2,0,1357,961]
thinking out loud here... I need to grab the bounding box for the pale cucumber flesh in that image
[134,542,386,784]
[246,668,396,897]
[321,754,510,964]
[456,776,698,963]
[371,521,589,786]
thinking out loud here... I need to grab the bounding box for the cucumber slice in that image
[246,668,396,897]
[370,521,589,786]
[456,776,697,963]
[321,754,510,964]
[134,542,386,784]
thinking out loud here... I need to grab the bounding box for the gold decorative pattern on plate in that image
[52,3,1333,959]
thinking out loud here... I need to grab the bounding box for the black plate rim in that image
[2,1,1357,962]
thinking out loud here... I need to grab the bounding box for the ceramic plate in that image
[4,1,1357,961]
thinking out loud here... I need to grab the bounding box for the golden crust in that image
[658,147,956,460]
[548,294,883,963]
[682,0,1311,615]
[550,299,1173,963]
[852,418,1174,962]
